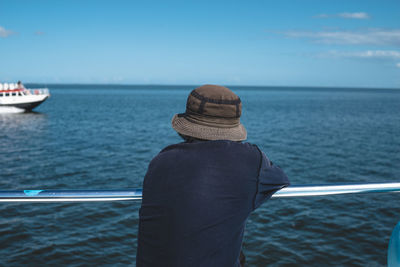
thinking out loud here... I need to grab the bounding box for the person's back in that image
[137,85,289,267]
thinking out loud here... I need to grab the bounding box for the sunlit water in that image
[0,85,399,266]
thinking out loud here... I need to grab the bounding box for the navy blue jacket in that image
[137,140,289,267]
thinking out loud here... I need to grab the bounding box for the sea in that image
[0,84,399,266]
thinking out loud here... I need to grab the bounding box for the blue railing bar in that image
[0,182,399,202]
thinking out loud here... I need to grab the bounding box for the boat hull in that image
[0,97,48,111]
[0,88,49,111]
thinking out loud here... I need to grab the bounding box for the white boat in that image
[0,82,50,111]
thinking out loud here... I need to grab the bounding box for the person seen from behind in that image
[17,81,25,89]
[137,84,290,266]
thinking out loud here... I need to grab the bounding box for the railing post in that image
[388,221,400,267]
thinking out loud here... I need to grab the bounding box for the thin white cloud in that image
[0,26,14,38]
[338,12,370,19]
[327,50,400,59]
[314,14,330,18]
[315,12,370,19]
[283,28,400,46]
[35,31,45,36]
[324,50,400,68]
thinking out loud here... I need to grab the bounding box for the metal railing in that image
[0,182,399,202]
[24,88,49,95]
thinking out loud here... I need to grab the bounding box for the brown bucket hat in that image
[171,84,247,141]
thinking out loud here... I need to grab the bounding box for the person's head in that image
[172,84,247,141]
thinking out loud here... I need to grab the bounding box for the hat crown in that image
[194,84,239,102]
[186,84,242,119]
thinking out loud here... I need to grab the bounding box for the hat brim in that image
[171,114,247,141]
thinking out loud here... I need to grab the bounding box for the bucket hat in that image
[171,84,247,141]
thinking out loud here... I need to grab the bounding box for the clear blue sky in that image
[1,0,399,88]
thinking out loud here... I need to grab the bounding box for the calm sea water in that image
[0,85,399,266]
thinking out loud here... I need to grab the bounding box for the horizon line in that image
[22,82,400,90]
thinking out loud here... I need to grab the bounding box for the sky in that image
[0,0,399,88]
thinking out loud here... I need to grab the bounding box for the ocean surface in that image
[0,84,399,266]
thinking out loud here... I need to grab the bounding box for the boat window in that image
[18,92,23,96]
[5,93,10,96]
[12,92,17,96]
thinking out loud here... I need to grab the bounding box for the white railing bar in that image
[0,182,399,202]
